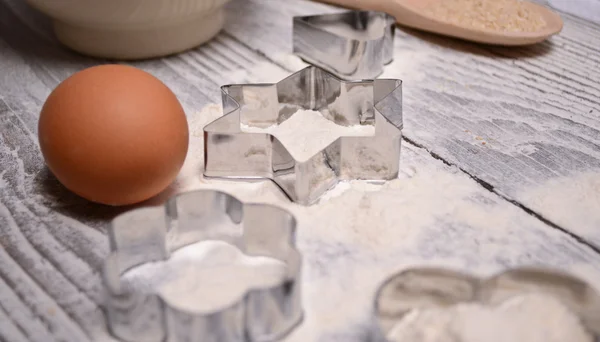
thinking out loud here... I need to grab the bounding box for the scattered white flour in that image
[206,53,600,338]
[271,53,312,73]
[137,94,600,341]
[518,172,600,238]
[120,240,287,313]
[241,109,375,161]
[387,294,593,342]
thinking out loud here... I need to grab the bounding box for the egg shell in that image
[38,64,189,206]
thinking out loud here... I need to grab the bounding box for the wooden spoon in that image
[314,0,564,45]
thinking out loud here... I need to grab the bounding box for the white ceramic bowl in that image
[26,0,231,59]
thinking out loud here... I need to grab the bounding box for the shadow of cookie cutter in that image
[371,267,600,341]
[203,65,403,206]
[293,10,396,80]
[102,190,303,342]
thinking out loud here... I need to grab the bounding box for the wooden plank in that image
[1,0,600,341]
[222,0,600,247]
[4,91,600,340]
[549,0,600,25]
[0,1,290,340]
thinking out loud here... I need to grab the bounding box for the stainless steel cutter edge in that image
[203,65,403,206]
[102,190,303,342]
[293,10,396,80]
[371,266,600,341]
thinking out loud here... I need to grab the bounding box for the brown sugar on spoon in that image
[422,0,547,33]
[313,0,563,45]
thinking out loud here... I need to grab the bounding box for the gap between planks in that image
[401,136,600,254]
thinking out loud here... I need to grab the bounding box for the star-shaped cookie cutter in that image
[203,66,403,206]
[372,267,600,341]
[293,10,396,80]
[102,190,303,342]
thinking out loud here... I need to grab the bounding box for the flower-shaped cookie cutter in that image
[372,267,600,341]
[293,10,396,80]
[102,190,303,342]
[203,65,403,206]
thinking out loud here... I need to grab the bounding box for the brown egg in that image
[38,64,189,206]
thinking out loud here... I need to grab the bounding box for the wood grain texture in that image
[1,0,600,341]
[223,0,600,247]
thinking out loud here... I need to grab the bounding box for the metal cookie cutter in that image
[372,267,600,341]
[293,10,396,80]
[203,66,403,206]
[102,190,303,342]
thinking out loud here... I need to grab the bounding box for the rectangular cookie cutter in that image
[373,267,600,341]
[102,190,303,342]
[203,65,403,206]
[293,10,396,80]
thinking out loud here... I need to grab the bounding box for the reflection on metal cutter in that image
[203,66,403,206]
[293,11,396,80]
[103,190,303,342]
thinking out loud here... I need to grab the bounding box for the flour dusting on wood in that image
[143,104,600,341]
[3,0,600,341]
[518,172,600,240]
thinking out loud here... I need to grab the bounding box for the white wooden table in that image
[1,0,600,341]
